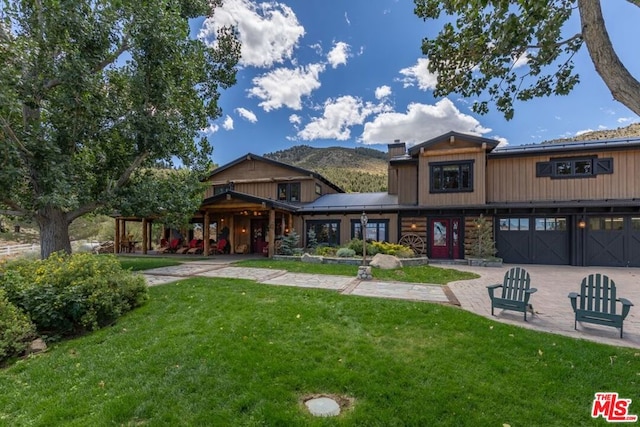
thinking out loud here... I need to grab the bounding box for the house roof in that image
[205,152,344,193]
[201,190,300,212]
[489,136,640,158]
[299,192,399,213]
[407,131,501,156]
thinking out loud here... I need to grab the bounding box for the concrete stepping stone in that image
[305,397,340,417]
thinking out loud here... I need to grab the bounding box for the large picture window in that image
[277,182,301,202]
[430,160,474,193]
[306,220,340,246]
[351,219,389,242]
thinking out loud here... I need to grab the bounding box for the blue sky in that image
[196,0,640,166]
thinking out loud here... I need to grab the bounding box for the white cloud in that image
[361,98,491,145]
[327,42,350,68]
[575,128,595,136]
[618,116,639,124]
[375,85,392,100]
[198,0,305,68]
[397,58,438,90]
[222,115,234,130]
[512,51,529,69]
[248,63,325,111]
[289,114,302,125]
[344,12,351,25]
[235,107,258,123]
[297,95,392,141]
[201,124,219,135]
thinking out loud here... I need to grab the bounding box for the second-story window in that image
[430,160,474,193]
[213,184,232,195]
[277,182,301,202]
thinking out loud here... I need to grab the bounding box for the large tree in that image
[414,0,640,120]
[0,0,239,258]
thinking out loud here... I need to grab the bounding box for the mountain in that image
[542,123,640,144]
[263,145,388,193]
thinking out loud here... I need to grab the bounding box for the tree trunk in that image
[38,206,72,259]
[578,0,640,117]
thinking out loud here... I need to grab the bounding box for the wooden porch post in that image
[203,212,210,256]
[142,218,148,254]
[114,219,121,254]
[268,209,276,258]
[148,221,153,251]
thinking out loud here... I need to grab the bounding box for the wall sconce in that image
[241,227,246,233]
[578,220,586,229]
[285,228,289,233]
[410,223,417,230]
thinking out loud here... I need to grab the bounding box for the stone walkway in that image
[141,260,640,349]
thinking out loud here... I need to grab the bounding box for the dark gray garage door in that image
[496,217,570,265]
[586,217,640,267]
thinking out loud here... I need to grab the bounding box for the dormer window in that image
[277,182,300,202]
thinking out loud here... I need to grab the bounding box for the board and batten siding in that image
[487,149,640,202]
[418,151,487,206]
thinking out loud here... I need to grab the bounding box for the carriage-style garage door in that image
[496,217,570,265]
[585,216,640,267]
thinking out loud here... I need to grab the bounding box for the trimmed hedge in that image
[0,252,148,340]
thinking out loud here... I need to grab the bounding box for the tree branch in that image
[1,199,27,217]
[43,38,130,91]
[0,116,33,157]
[525,33,582,50]
[578,0,640,116]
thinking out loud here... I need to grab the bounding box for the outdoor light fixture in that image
[578,220,586,229]
[410,223,417,230]
[360,212,368,266]
[241,227,246,233]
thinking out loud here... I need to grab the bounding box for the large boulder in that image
[369,253,402,270]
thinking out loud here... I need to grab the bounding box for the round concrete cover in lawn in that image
[305,397,340,417]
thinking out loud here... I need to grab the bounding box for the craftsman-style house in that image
[115,131,640,267]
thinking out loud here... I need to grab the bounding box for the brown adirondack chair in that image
[568,274,633,338]
[487,267,537,321]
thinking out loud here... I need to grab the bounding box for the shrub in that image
[347,238,380,256]
[315,245,336,256]
[0,288,36,363]
[371,241,415,258]
[279,229,300,255]
[336,248,356,258]
[0,252,148,339]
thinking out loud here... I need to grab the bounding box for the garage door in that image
[586,216,640,267]
[496,217,570,265]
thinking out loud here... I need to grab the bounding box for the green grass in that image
[115,256,184,271]
[1,277,637,426]
[235,258,479,284]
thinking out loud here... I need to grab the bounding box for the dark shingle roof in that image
[299,192,399,212]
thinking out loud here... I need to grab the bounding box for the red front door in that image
[429,218,462,259]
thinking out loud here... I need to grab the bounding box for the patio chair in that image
[487,267,537,321]
[568,273,633,338]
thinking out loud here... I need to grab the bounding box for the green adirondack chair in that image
[568,274,634,338]
[487,267,537,321]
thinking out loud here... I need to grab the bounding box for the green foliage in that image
[467,215,498,259]
[318,168,388,193]
[0,288,36,363]
[306,228,318,250]
[0,253,148,339]
[314,245,337,256]
[336,247,356,258]
[0,0,240,257]
[279,229,301,256]
[371,241,415,258]
[414,0,583,120]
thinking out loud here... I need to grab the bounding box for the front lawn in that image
[0,277,636,426]
[235,259,479,284]
[115,256,184,271]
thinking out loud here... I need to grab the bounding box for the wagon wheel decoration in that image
[399,233,426,255]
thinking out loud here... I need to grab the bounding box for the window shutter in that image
[595,158,613,175]
[536,161,552,177]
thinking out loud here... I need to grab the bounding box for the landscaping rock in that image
[28,338,47,354]
[369,253,402,270]
[301,253,323,264]
[357,266,373,280]
[305,397,340,417]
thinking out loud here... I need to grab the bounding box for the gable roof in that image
[206,153,344,193]
[201,190,300,211]
[489,136,640,158]
[407,131,500,157]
